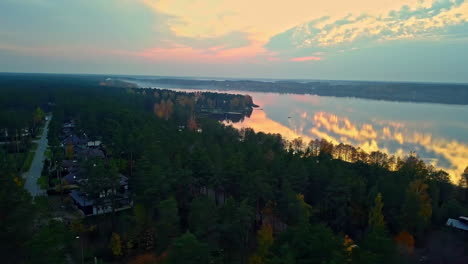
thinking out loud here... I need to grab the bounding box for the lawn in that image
[37,175,49,190]
[21,142,39,172]
[22,150,35,172]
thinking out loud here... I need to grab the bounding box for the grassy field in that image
[21,142,38,172]
[45,148,52,159]
[37,175,49,190]
[34,127,44,139]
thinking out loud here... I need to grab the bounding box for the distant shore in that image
[121,77,468,106]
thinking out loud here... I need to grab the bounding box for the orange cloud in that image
[140,0,434,42]
[290,56,322,62]
[137,41,274,63]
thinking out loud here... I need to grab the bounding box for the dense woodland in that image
[127,77,468,105]
[1,74,468,264]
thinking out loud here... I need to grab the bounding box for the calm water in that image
[136,83,468,181]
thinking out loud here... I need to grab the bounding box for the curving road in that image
[23,116,51,197]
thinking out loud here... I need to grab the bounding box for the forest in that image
[125,77,468,105]
[0,73,467,264]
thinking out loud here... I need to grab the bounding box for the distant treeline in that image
[127,77,468,105]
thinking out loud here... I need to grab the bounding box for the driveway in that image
[23,115,52,197]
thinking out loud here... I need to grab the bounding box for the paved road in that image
[23,116,51,197]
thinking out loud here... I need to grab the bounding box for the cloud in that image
[290,56,322,62]
[267,0,468,55]
[139,0,447,61]
[136,41,276,63]
[141,0,433,40]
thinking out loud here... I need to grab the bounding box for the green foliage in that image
[358,193,396,264]
[360,227,395,264]
[167,232,211,264]
[0,172,35,263]
[156,197,180,252]
[269,223,345,264]
[188,195,219,247]
[22,148,36,172]
[402,180,432,234]
[25,220,73,264]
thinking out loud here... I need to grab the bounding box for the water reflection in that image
[227,92,468,182]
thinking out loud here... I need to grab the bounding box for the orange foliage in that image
[395,231,415,254]
[153,100,174,120]
[156,251,168,263]
[187,115,198,131]
[344,235,355,252]
[13,176,23,187]
[261,201,275,217]
[65,144,74,160]
[128,253,157,264]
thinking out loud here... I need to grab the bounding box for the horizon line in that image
[1,71,468,86]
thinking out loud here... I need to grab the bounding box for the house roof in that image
[70,190,94,207]
[62,135,87,146]
[63,172,84,185]
[87,148,105,158]
[61,159,78,168]
[446,218,468,231]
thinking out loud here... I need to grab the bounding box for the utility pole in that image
[76,236,84,264]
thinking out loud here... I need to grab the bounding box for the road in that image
[23,116,51,197]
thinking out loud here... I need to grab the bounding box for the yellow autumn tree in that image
[369,193,385,229]
[402,179,432,231]
[153,99,174,120]
[248,224,274,264]
[109,232,123,257]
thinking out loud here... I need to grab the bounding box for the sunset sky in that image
[1,0,467,82]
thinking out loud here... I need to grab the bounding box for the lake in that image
[134,82,468,182]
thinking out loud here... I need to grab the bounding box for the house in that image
[20,128,30,137]
[0,128,8,142]
[87,140,102,148]
[83,148,105,159]
[62,170,84,185]
[61,159,78,169]
[446,216,468,231]
[63,121,76,129]
[70,174,133,216]
[62,135,87,146]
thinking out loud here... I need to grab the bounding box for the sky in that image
[0,0,467,82]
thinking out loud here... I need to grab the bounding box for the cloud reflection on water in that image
[229,95,468,182]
